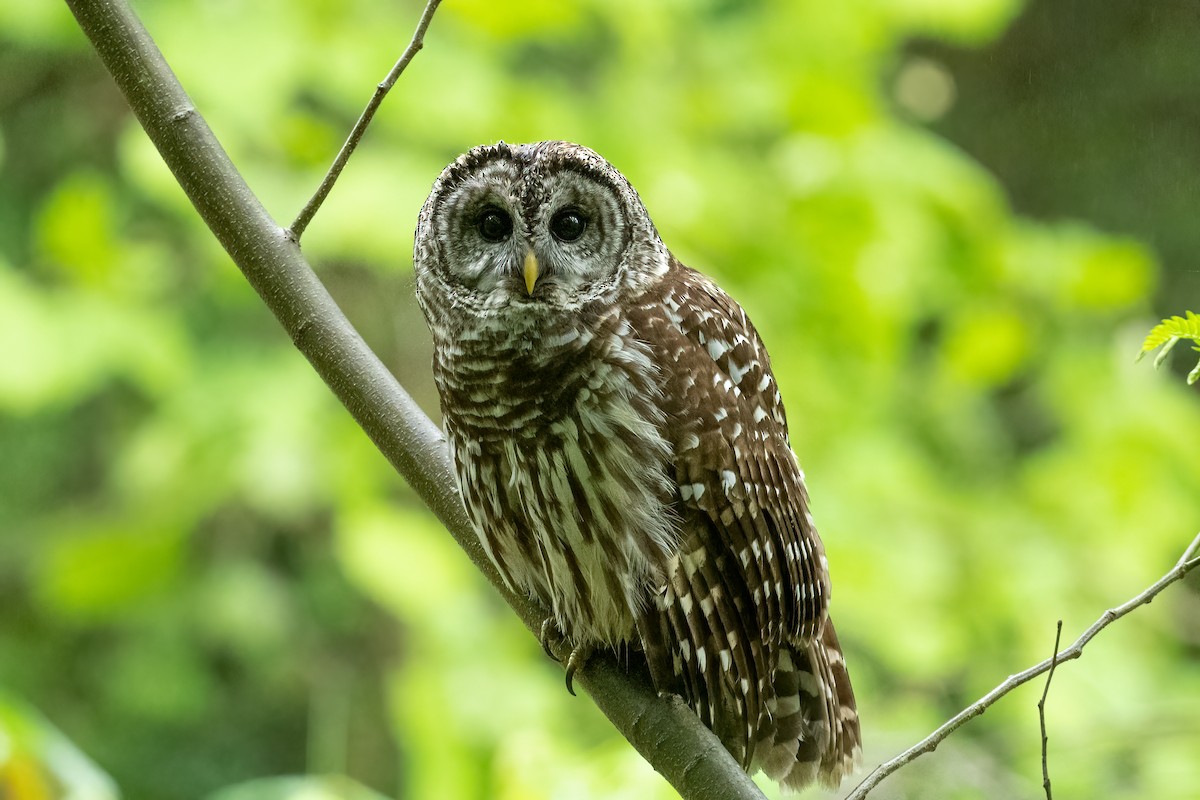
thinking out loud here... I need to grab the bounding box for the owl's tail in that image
[754,619,862,790]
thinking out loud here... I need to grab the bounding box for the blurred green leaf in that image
[206,775,390,800]
[0,692,119,800]
[33,521,185,622]
[35,172,121,288]
[0,264,188,413]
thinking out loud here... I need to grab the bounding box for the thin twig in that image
[1038,620,1063,800]
[289,0,443,239]
[844,531,1200,800]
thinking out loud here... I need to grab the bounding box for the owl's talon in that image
[564,645,592,697]
[539,618,563,663]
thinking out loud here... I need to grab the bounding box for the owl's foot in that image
[538,618,590,696]
[564,644,592,697]
[539,617,564,662]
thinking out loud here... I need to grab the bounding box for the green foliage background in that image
[2,1,1198,798]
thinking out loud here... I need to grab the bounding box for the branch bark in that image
[63,1,765,798]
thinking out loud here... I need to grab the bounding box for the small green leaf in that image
[1139,311,1200,386]
[1140,311,1200,354]
[1152,335,1179,368]
[206,775,392,800]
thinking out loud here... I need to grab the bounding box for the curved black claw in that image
[564,645,592,697]
[539,618,563,663]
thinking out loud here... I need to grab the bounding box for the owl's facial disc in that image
[427,147,635,307]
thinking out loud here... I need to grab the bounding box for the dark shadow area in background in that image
[908,0,1200,313]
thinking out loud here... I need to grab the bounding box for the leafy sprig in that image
[1138,311,1200,385]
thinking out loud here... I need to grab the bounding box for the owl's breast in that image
[435,309,681,645]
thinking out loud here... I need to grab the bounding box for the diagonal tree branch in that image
[63,1,765,798]
[844,531,1200,800]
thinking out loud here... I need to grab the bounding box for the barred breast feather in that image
[429,295,679,648]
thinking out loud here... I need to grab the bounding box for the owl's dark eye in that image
[549,208,587,242]
[476,207,512,242]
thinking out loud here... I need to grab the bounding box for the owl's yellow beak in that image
[523,251,540,295]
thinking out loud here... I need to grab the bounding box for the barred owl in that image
[413,141,861,790]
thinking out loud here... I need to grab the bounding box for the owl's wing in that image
[628,261,835,768]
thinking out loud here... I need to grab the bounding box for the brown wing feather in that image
[628,258,841,768]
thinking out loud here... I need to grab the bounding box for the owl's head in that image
[414,141,668,322]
